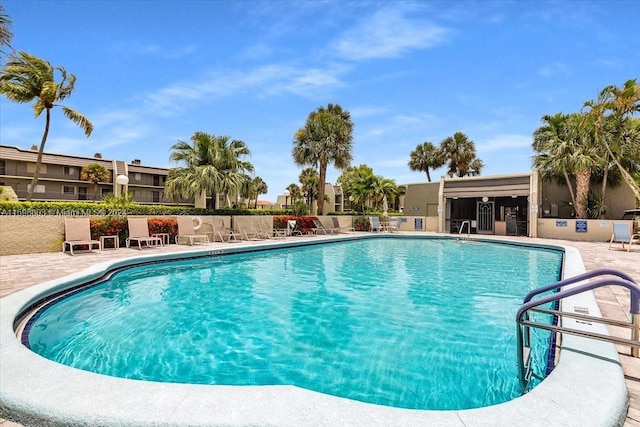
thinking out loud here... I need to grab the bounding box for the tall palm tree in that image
[165,132,254,207]
[0,52,93,201]
[584,79,640,202]
[438,132,483,178]
[292,103,354,215]
[532,113,599,218]
[252,176,268,209]
[408,141,444,182]
[80,163,111,201]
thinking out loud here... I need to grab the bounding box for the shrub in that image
[353,216,370,231]
[90,217,128,247]
[273,215,317,233]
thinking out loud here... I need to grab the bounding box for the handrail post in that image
[633,313,639,358]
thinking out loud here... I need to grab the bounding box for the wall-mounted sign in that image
[437,205,442,213]
[556,220,567,227]
[575,220,588,233]
[531,204,538,213]
[413,205,420,211]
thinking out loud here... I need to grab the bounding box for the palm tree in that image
[299,167,318,211]
[292,103,354,215]
[165,132,254,208]
[80,163,111,201]
[0,5,13,56]
[408,141,444,182]
[438,132,483,178]
[532,113,599,218]
[584,79,640,202]
[252,176,268,208]
[0,52,93,201]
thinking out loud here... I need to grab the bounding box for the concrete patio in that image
[0,235,638,426]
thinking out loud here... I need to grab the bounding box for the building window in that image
[63,166,76,176]
[153,175,160,186]
[102,188,112,196]
[0,160,5,175]
[134,173,142,181]
[133,190,141,198]
[152,191,160,203]
[27,163,47,174]
[78,187,87,200]
[28,184,45,193]
[63,185,75,194]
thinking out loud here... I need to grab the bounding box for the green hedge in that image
[0,201,288,216]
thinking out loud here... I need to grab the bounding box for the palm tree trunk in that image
[93,183,98,201]
[562,170,577,210]
[27,109,51,202]
[575,171,590,219]
[426,170,432,182]
[600,167,608,218]
[317,162,327,215]
[604,139,640,202]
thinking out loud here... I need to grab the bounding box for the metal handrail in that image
[458,220,471,238]
[516,269,640,389]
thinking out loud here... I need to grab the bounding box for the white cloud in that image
[538,62,570,78]
[143,63,350,113]
[478,134,532,151]
[333,7,450,61]
[111,42,197,59]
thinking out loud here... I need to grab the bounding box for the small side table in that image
[100,235,119,251]
[152,233,170,246]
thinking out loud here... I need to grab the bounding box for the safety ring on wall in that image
[193,216,203,230]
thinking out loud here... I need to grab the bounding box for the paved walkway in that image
[0,235,638,426]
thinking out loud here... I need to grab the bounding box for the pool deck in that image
[0,233,638,426]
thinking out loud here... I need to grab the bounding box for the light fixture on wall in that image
[482,196,489,202]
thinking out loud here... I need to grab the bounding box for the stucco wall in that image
[537,218,627,242]
[0,216,65,255]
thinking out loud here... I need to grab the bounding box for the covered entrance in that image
[443,174,532,236]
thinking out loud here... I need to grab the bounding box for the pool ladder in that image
[516,268,640,391]
[458,220,471,239]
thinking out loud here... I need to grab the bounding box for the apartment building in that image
[0,145,193,205]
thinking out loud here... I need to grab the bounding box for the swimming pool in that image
[24,238,561,410]
[0,235,629,426]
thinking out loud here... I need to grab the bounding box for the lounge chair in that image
[63,217,101,255]
[126,217,163,249]
[205,218,238,243]
[369,216,383,232]
[287,220,303,236]
[175,216,210,245]
[312,218,337,235]
[387,217,400,233]
[331,216,355,233]
[235,216,266,241]
[609,222,639,252]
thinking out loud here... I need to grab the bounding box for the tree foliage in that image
[292,103,354,215]
[165,132,254,208]
[0,51,93,201]
[80,163,111,201]
[408,141,444,182]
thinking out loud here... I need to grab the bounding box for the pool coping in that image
[0,235,629,426]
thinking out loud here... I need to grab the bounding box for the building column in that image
[529,170,539,238]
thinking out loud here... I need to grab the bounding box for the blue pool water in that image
[26,238,562,410]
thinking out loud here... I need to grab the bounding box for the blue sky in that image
[1,0,639,202]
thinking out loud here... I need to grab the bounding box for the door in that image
[476,201,494,234]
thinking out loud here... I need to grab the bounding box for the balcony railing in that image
[10,190,192,205]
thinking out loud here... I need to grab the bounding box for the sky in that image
[1,0,639,203]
